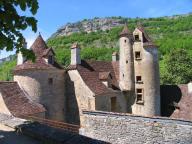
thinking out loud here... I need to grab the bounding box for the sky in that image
[1,0,192,58]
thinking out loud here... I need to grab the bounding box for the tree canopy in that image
[160,49,192,84]
[0,0,39,60]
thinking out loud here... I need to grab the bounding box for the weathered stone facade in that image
[66,70,95,124]
[132,28,160,116]
[80,111,192,144]
[14,69,66,121]
[0,93,12,115]
[119,25,160,117]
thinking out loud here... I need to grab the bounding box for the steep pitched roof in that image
[99,72,111,80]
[67,60,120,96]
[0,82,46,117]
[31,34,48,58]
[136,23,157,48]
[119,24,132,37]
[43,48,55,57]
[14,35,63,72]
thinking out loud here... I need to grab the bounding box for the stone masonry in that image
[80,111,192,144]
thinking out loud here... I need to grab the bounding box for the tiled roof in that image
[14,58,63,72]
[81,60,119,88]
[43,48,55,57]
[31,34,48,58]
[99,72,111,80]
[136,24,157,48]
[0,82,46,117]
[119,24,132,37]
[171,85,192,121]
[67,60,120,96]
[14,35,63,72]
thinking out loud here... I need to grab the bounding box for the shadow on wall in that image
[0,129,41,144]
[160,85,182,117]
[65,73,80,125]
[15,122,109,144]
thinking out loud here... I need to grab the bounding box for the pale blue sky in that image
[1,0,192,58]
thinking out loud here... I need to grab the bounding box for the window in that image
[134,35,140,41]
[48,55,54,64]
[136,76,143,83]
[136,88,144,104]
[135,51,141,60]
[124,39,127,43]
[48,78,53,85]
[126,60,128,64]
[111,97,117,112]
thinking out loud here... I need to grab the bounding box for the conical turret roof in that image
[30,34,48,57]
[119,24,131,37]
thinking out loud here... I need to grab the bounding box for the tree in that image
[0,0,39,60]
[161,49,192,84]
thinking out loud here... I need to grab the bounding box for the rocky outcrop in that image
[50,17,126,38]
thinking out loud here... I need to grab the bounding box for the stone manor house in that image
[0,24,191,125]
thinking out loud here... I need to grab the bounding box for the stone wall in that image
[66,70,96,124]
[0,93,11,115]
[14,69,65,121]
[80,111,192,144]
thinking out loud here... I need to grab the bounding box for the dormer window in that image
[134,35,140,41]
[48,55,54,64]
[135,51,142,60]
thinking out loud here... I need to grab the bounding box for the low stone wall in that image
[80,111,192,144]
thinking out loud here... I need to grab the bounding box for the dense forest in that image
[1,14,192,84]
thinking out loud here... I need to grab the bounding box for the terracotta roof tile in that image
[14,35,63,72]
[0,82,46,117]
[119,24,132,37]
[14,58,63,72]
[136,24,157,48]
[82,60,119,88]
[99,72,111,80]
[43,48,55,57]
[78,69,112,96]
[67,60,120,96]
[31,34,48,58]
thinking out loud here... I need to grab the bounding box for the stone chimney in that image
[17,39,27,65]
[71,42,81,65]
[112,52,119,62]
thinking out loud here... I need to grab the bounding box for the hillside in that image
[1,14,192,84]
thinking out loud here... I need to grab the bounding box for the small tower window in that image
[126,60,128,64]
[134,35,140,41]
[48,78,53,85]
[124,39,127,43]
[135,51,141,60]
[136,88,144,104]
[136,76,143,83]
[48,55,54,64]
